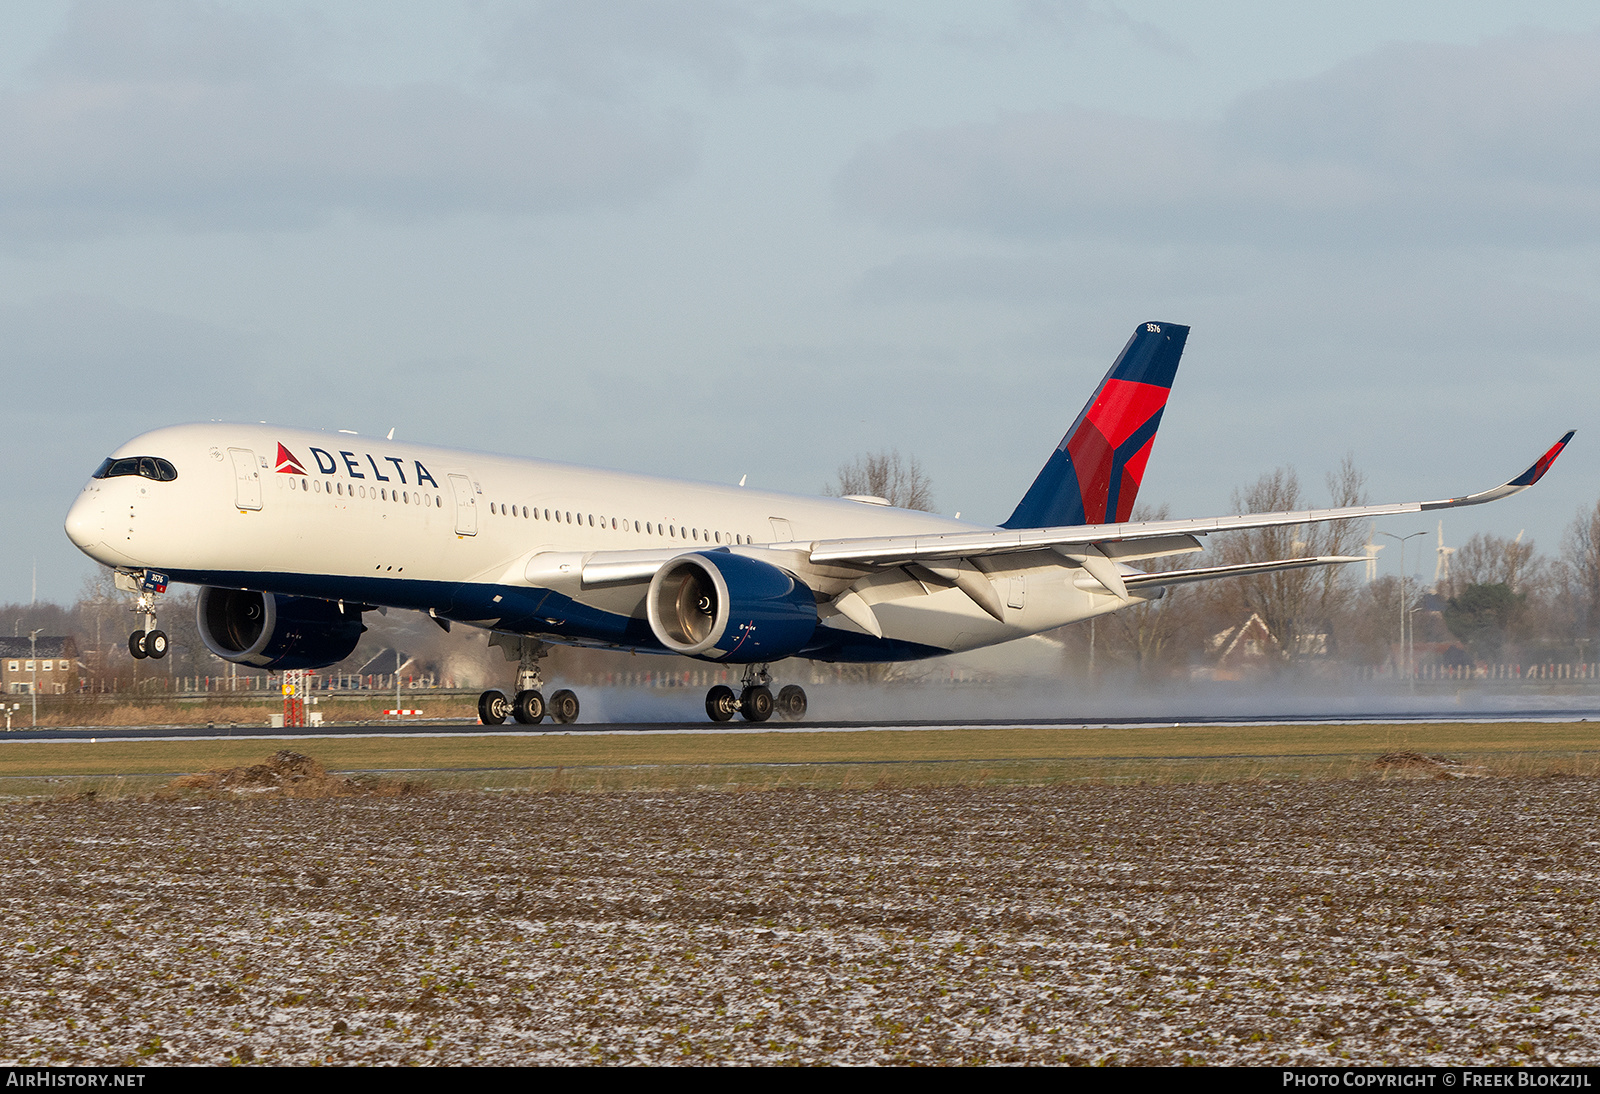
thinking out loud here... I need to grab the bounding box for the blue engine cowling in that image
[646,551,818,662]
[196,587,366,670]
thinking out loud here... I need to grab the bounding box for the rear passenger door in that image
[449,474,477,536]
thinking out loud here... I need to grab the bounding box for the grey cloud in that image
[1015,0,1182,54]
[852,247,1267,305]
[0,1,695,239]
[838,29,1600,247]
[0,294,264,416]
[490,0,879,98]
[33,0,312,84]
[937,0,1183,58]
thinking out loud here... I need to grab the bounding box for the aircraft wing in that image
[806,432,1575,567]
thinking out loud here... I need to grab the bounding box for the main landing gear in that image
[119,571,170,661]
[478,637,581,726]
[705,665,807,724]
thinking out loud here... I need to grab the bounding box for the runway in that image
[7,705,1600,742]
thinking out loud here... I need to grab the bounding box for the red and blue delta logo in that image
[273,441,440,489]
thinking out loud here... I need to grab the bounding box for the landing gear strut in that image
[120,570,170,661]
[739,663,772,722]
[479,636,581,726]
[704,665,807,724]
[510,637,548,725]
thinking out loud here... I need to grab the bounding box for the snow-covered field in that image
[1,780,1596,1065]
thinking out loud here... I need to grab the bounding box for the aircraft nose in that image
[64,491,104,553]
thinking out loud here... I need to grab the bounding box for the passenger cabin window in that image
[93,456,178,481]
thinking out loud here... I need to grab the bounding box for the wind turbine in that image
[1434,520,1455,592]
[1362,523,1386,583]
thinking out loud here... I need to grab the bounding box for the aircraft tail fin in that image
[1001,321,1189,529]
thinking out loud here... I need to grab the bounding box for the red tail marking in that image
[1114,434,1158,522]
[1084,380,1170,450]
[1065,425,1114,525]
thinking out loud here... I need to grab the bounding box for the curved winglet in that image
[1511,430,1576,487]
[1423,430,1576,510]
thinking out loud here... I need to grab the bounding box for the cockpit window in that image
[93,457,178,482]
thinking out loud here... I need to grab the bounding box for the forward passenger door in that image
[229,448,262,511]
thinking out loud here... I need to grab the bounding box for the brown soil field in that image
[1,777,1597,1065]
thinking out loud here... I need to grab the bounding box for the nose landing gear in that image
[128,629,169,660]
[118,570,170,660]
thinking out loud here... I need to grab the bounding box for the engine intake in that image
[197,588,365,670]
[646,551,817,662]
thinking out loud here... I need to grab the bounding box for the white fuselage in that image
[65,424,1136,662]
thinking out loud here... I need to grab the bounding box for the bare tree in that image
[1099,503,1200,676]
[1450,532,1542,595]
[1559,499,1600,648]
[826,450,935,512]
[1209,456,1368,662]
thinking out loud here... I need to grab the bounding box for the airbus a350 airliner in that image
[63,323,1572,725]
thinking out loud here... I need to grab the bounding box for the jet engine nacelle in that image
[196,587,365,670]
[646,551,818,663]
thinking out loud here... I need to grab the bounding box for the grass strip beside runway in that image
[0,720,1597,793]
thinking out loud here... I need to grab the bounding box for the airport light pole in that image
[1379,531,1427,683]
[28,629,39,727]
[1409,607,1425,691]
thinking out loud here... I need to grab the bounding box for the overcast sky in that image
[3,0,1598,604]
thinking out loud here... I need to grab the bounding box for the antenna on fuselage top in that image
[739,475,746,487]
[387,428,396,440]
